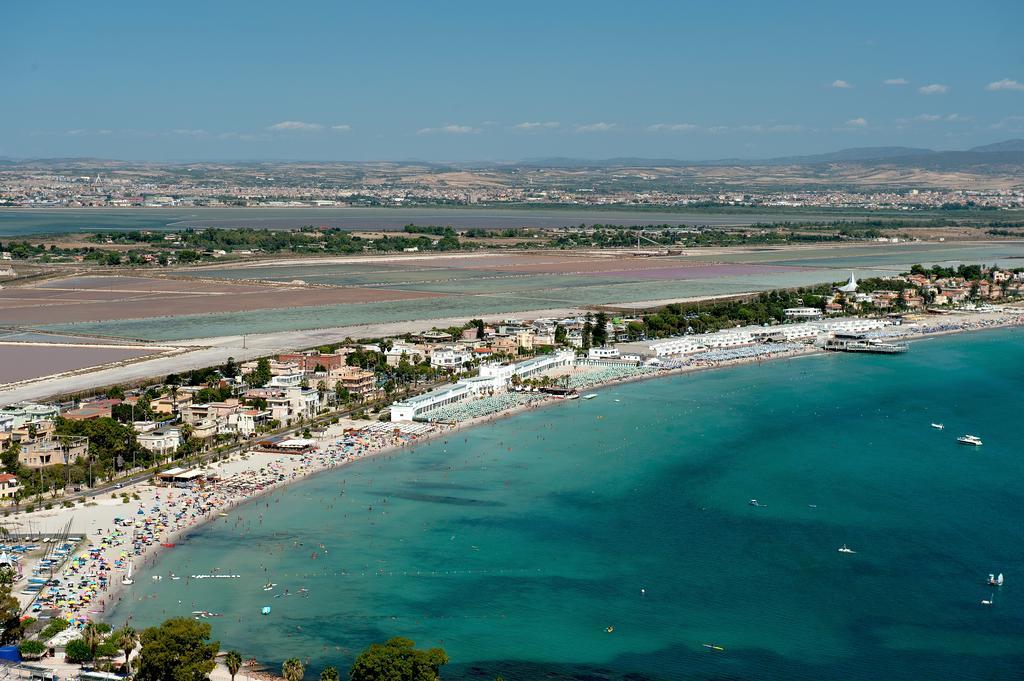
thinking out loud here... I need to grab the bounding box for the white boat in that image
[582,394,598,400]
[981,594,994,606]
[987,573,1004,587]
[838,545,856,554]
[122,562,134,586]
[957,435,983,446]
[263,582,276,591]
[930,423,944,430]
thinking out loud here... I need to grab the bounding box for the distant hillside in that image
[517,140,1024,171]
[969,139,1024,153]
[756,146,935,165]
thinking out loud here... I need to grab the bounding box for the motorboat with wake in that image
[930,423,944,430]
[838,545,856,554]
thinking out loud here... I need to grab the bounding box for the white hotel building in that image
[391,351,576,422]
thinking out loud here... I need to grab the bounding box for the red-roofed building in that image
[0,474,19,504]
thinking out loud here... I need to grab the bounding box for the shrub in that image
[64,638,92,663]
[39,618,70,640]
[18,640,46,658]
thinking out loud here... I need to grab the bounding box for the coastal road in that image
[0,305,585,405]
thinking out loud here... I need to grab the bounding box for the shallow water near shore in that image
[108,328,1024,680]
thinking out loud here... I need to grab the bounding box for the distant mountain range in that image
[517,139,1024,172]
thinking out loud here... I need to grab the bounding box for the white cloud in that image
[648,123,699,132]
[916,114,942,122]
[944,113,971,122]
[986,78,1024,92]
[884,78,909,85]
[575,122,616,133]
[416,124,479,135]
[845,117,868,127]
[330,124,352,132]
[171,128,207,136]
[831,79,853,89]
[990,115,1024,130]
[513,121,560,131]
[736,123,805,133]
[918,84,949,95]
[268,120,323,131]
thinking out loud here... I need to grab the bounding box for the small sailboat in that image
[930,423,944,430]
[987,573,1004,587]
[838,545,856,554]
[122,562,134,586]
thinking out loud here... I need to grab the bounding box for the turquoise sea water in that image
[109,329,1024,680]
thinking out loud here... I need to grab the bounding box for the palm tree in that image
[225,650,243,681]
[282,658,305,681]
[82,622,103,662]
[319,666,339,681]
[116,626,137,668]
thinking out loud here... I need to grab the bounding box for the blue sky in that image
[2,0,1022,161]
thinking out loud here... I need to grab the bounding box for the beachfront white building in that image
[784,307,823,320]
[646,337,707,357]
[700,329,756,349]
[390,382,475,422]
[587,347,621,360]
[393,351,577,422]
[811,318,891,334]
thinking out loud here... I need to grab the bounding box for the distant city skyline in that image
[2,0,1022,161]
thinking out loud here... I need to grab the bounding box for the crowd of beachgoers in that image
[423,391,548,423]
[19,421,443,641]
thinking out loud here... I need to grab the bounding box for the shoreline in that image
[16,311,1023,639]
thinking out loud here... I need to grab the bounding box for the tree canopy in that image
[349,637,448,681]
[136,618,219,681]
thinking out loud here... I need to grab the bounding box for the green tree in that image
[116,625,138,668]
[106,385,125,400]
[136,617,219,681]
[221,357,240,379]
[592,311,609,346]
[349,637,448,681]
[1,442,20,475]
[64,638,93,664]
[245,358,272,388]
[82,622,104,662]
[225,650,243,681]
[320,666,340,681]
[282,658,305,681]
[0,568,24,644]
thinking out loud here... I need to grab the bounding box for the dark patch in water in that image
[385,491,505,507]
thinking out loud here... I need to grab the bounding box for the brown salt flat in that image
[0,286,441,325]
[0,345,159,383]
